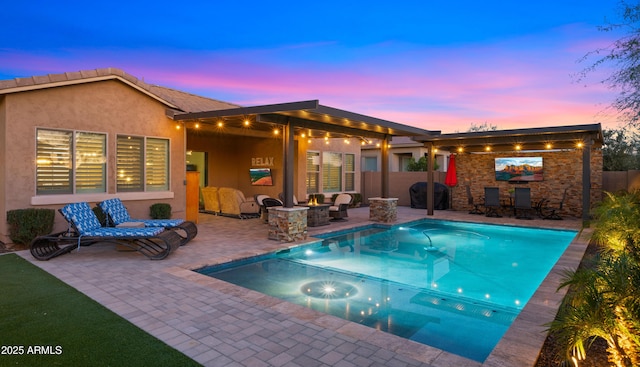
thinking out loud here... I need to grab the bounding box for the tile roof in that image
[0,67,240,113]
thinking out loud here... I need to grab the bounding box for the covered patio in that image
[172,100,439,208]
[414,124,603,221]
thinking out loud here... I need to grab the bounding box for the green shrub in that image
[6,208,55,245]
[350,193,362,207]
[150,203,171,219]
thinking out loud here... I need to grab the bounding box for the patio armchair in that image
[466,185,484,214]
[329,193,352,221]
[98,198,197,245]
[218,187,260,219]
[261,197,283,222]
[483,187,502,217]
[201,186,221,214]
[30,202,182,261]
[514,187,533,219]
[254,194,270,219]
[543,187,568,220]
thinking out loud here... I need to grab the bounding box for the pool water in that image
[197,220,577,362]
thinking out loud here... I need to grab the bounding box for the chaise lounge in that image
[30,202,182,261]
[98,198,197,245]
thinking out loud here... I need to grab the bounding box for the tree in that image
[405,156,439,171]
[467,121,498,132]
[578,1,640,126]
[602,127,640,170]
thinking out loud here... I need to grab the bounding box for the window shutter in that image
[117,136,144,192]
[75,132,106,193]
[306,151,320,194]
[322,152,342,193]
[146,138,169,191]
[345,153,355,191]
[36,129,72,194]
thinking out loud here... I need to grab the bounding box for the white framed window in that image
[306,151,320,194]
[323,152,342,193]
[117,135,169,192]
[363,156,378,171]
[319,152,355,194]
[36,129,106,195]
[344,153,355,191]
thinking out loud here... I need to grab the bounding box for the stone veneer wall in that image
[268,207,308,242]
[369,198,398,223]
[450,148,602,218]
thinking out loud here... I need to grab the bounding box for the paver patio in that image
[15,206,588,367]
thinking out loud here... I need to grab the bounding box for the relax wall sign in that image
[252,157,274,167]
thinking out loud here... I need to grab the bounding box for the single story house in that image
[0,68,436,244]
[0,67,603,244]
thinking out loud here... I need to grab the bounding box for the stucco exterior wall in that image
[1,80,186,243]
[302,137,362,202]
[188,134,361,205]
[0,97,7,243]
[187,132,284,200]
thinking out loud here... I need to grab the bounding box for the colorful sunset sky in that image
[0,1,627,133]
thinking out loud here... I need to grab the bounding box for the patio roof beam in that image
[257,114,388,140]
[425,132,599,148]
[173,100,438,138]
[172,100,320,121]
[440,141,596,153]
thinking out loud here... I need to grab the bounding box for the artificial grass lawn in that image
[0,254,201,367]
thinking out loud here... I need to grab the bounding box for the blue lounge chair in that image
[30,202,181,261]
[98,198,197,245]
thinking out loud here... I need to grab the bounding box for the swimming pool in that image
[197,219,577,362]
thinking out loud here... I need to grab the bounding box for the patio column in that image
[381,134,390,198]
[426,142,434,216]
[582,140,592,222]
[282,118,295,208]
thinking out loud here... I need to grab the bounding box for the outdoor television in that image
[495,157,543,182]
[249,168,273,186]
